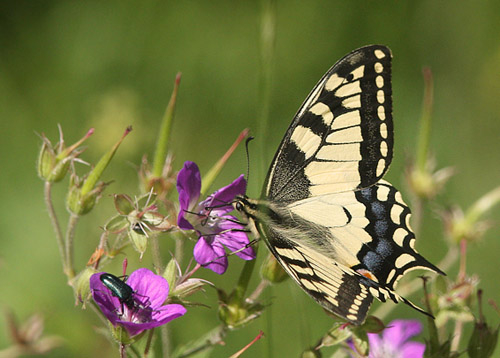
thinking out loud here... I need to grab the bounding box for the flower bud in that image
[217,289,263,329]
[37,128,93,182]
[261,253,288,283]
[442,186,500,244]
[406,160,454,200]
[73,267,98,305]
[316,322,352,349]
[66,127,131,216]
[468,320,499,358]
[163,258,178,291]
[301,349,321,358]
[66,176,108,216]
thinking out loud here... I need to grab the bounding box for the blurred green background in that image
[2,1,500,357]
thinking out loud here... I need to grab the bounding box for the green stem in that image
[44,181,66,270]
[144,328,155,357]
[174,232,185,267]
[458,239,467,283]
[150,234,163,272]
[64,213,79,279]
[233,252,258,302]
[148,234,170,357]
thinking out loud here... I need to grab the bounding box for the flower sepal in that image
[162,258,213,303]
[37,127,94,183]
[109,321,138,346]
[315,322,353,350]
[73,267,98,306]
[66,174,108,216]
[467,290,499,358]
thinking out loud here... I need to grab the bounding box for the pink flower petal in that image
[194,238,228,274]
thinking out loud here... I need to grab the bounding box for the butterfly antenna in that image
[245,136,254,191]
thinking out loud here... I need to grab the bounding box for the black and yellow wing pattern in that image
[236,45,444,324]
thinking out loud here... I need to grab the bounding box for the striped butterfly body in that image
[235,45,444,324]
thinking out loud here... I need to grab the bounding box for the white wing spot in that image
[376,158,386,177]
[405,213,412,231]
[374,49,386,59]
[395,253,416,268]
[305,161,361,195]
[332,110,361,130]
[376,75,384,88]
[369,287,380,298]
[290,126,322,160]
[394,191,404,204]
[347,314,357,321]
[342,95,361,109]
[325,73,344,91]
[317,142,361,162]
[377,90,385,104]
[374,62,383,73]
[335,80,361,98]
[290,263,314,276]
[302,279,321,292]
[378,105,386,120]
[386,269,396,284]
[380,140,388,157]
[393,227,407,246]
[309,102,333,125]
[326,126,362,144]
[380,122,388,138]
[350,66,365,81]
[390,205,404,225]
[376,185,390,201]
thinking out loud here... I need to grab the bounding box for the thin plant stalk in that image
[64,213,79,279]
[44,181,65,269]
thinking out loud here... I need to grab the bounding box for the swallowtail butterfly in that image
[235,45,444,324]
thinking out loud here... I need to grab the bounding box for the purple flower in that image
[176,161,255,274]
[367,319,425,358]
[90,268,186,337]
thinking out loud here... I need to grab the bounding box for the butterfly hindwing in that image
[237,45,444,324]
[265,45,393,203]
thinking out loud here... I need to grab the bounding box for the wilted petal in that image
[194,238,228,274]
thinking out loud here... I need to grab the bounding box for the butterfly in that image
[235,45,444,324]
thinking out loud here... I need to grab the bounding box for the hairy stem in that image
[64,212,79,280]
[44,181,66,271]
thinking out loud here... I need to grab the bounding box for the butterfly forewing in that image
[238,45,444,325]
[265,45,393,203]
